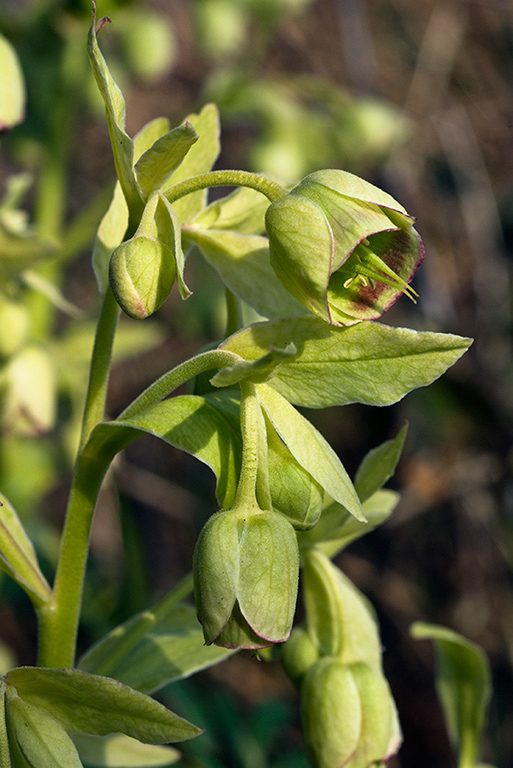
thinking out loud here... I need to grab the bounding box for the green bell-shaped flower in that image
[266,169,424,325]
[193,502,299,649]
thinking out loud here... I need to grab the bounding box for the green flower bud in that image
[109,235,176,319]
[266,169,424,325]
[301,657,401,768]
[302,547,382,668]
[280,626,320,686]
[193,503,299,649]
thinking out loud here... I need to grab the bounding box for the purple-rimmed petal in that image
[327,227,425,323]
[266,169,424,326]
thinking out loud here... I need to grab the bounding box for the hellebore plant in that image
[0,8,486,768]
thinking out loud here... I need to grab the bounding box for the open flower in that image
[265,169,424,325]
[193,503,299,649]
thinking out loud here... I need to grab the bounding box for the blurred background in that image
[1,0,513,766]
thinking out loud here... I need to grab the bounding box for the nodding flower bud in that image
[109,235,176,319]
[301,657,401,768]
[193,503,299,649]
[266,169,424,326]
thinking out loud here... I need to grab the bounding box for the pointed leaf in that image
[156,194,191,299]
[220,317,473,407]
[92,117,171,292]
[5,686,82,768]
[136,123,199,197]
[0,493,51,605]
[88,394,241,508]
[6,668,202,744]
[164,104,221,223]
[88,12,142,220]
[72,733,180,767]
[93,183,129,293]
[354,424,408,502]
[411,622,491,768]
[211,342,297,387]
[257,383,365,521]
[298,489,399,556]
[79,603,234,695]
[0,684,11,768]
[185,229,308,319]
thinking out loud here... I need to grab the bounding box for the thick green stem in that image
[37,448,112,667]
[79,287,120,450]
[165,170,288,206]
[118,349,244,420]
[37,288,119,666]
[233,381,260,507]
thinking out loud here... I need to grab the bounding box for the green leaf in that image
[79,602,234,694]
[298,489,398,557]
[93,183,129,293]
[6,667,202,744]
[92,117,171,293]
[88,13,142,221]
[220,317,473,407]
[155,195,191,299]
[189,185,269,235]
[411,622,491,768]
[5,686,82,768]
[354,424,408,502]
[165,104,221,223]
[72,733,180,767]
[185,229,308,319]
[256,383,365,521]
[0,684,11,768]
[89,394,241,508]
[211,342,297,387]
[135,123,199,198]
[0,492,51,606]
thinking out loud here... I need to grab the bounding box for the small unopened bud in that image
[109,235,176,319]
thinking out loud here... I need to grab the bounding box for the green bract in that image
[265,169,424,325]
[193,503,299,649]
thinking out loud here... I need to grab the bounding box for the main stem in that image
[37,288,119,667]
